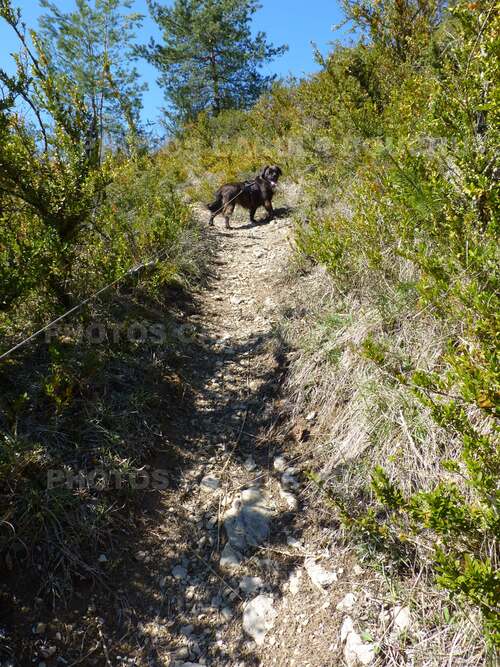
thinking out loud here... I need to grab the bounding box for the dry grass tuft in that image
[274,252,490,664]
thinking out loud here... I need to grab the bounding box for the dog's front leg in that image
[264,200,274,222]
[223,203,234,229]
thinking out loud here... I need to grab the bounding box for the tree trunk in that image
[209,45,221,114]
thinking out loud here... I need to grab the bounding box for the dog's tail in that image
[207,191,223,214]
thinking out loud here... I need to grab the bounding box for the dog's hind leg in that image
[207,193,223,225]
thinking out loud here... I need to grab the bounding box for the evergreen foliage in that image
[141,0,287,126]
[38,0,146,150]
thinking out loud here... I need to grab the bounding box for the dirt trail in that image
[9,195,365,667]
[86,198,474,667]
[7,191,343,667]
[6,191,477,667]
[104,202,317,667]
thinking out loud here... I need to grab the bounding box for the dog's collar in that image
[262,176,278,189]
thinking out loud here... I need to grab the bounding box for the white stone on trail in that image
[281,468,299,489]
[392,605,411,632]
[288,568,302,595]
[337,592,357,611]
[286,535,303,549]
[242,594,277,646]
[279,487,298,511]
[341,617,376,666]
[264,297,275,309]
[273,456,287,472]
[239,575,263,594]
[222,487,273,562]
[220,543,241,570]
[243,456,257,472]
[304,557,337,590]
[200,474,220,492]
[305,410,317,422]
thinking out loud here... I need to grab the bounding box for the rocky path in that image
[150,206,302,665]
[14,194,409,667]
[89,199,461,667]
[113,202,383,667]
[105,203,320,667]
[6,193,477,667]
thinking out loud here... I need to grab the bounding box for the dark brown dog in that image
[207,165,282,229]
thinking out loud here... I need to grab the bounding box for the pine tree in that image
[38,0,146,153]
[142,0,287,126]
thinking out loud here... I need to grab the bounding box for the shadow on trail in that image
[0,221,303,666]
[110,293,304,666]
[219,205,295,231]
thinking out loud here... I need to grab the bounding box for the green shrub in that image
[291,0,499,647]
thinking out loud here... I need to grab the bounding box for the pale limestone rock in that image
[239,576,263,594]
[336,593,357,611]
[288,568,302,595]
[223,487,272,557]
[220,543,241,570]
[304,557,337,590]
[341,617,376,666]
[243,594,276,646]
[200,475,220,492]
[392,605,411,632]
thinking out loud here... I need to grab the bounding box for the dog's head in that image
[259,165,282,188]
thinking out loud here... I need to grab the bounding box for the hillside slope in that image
[1,0,497,663]
[3,189,489,665]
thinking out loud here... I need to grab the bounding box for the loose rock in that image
[242,594,277,646]
[281,468,299,489]
[286,535,303,549]
[273,456,287,472]
[239,576,263,594]
[392,605,411,632]
[243,456,257,472]
[220,543,241,570]
[279,487,298,511]
[341,617,376,666]
[304,557,337,590]
[172,565,188,580]
[336,593,357,611]
[200,475,220,492]
[223,487,273,558]
[288,569,302,595]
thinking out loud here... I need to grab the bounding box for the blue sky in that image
[0,1,347,129]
